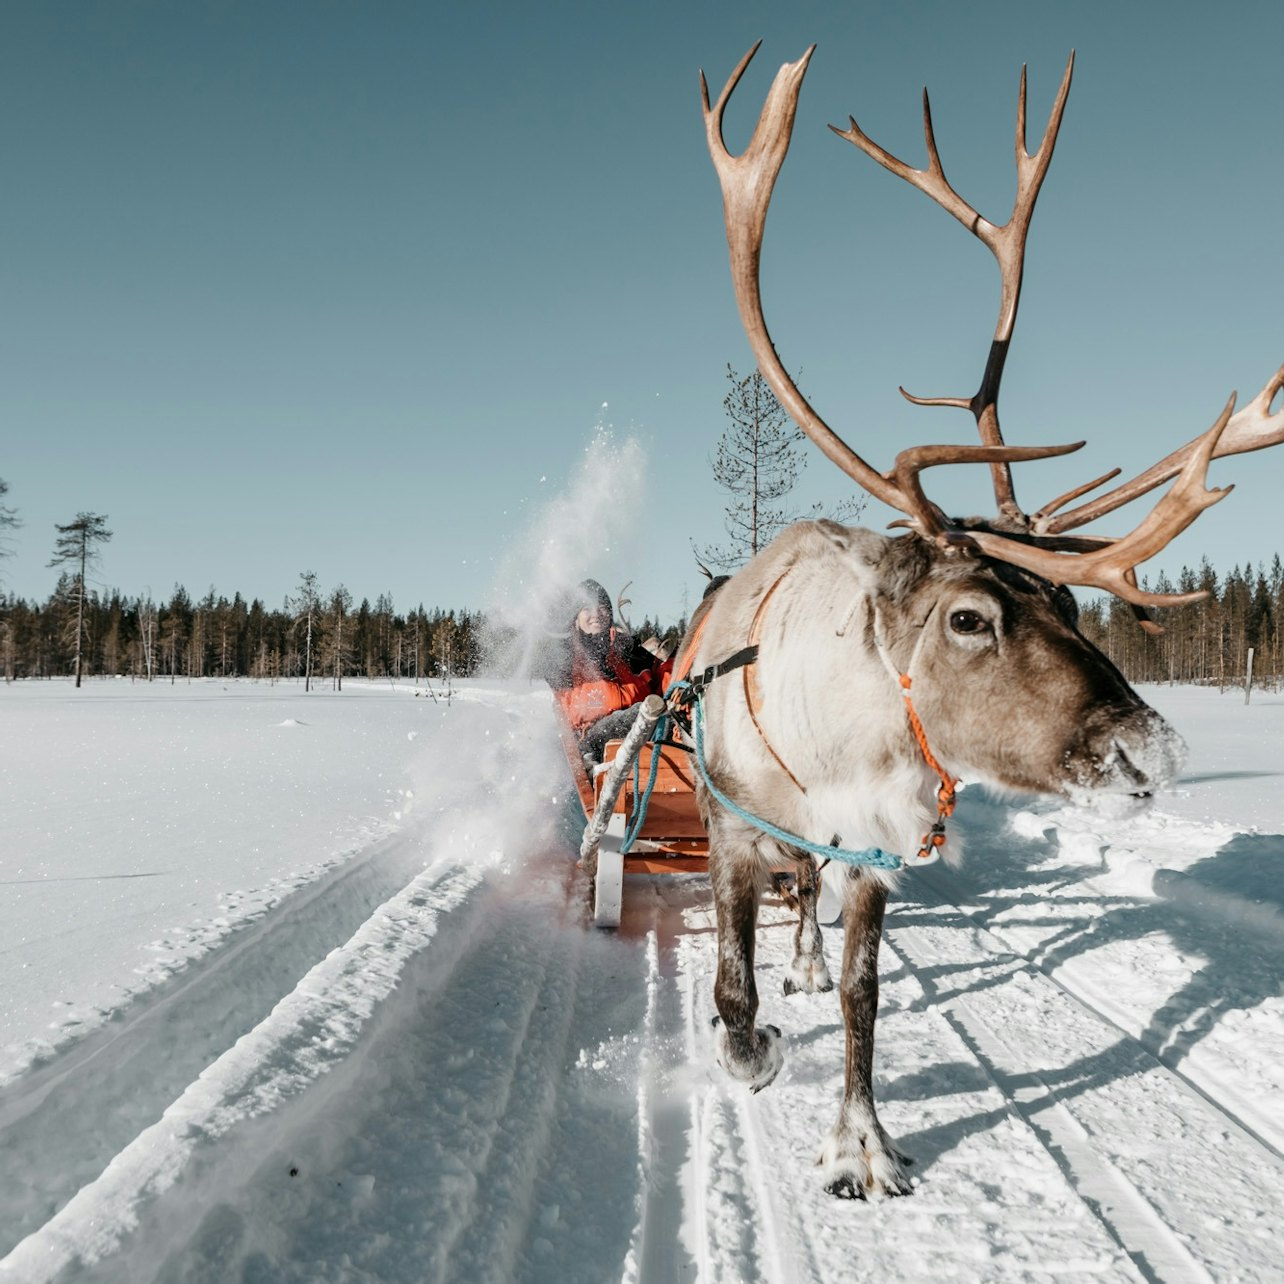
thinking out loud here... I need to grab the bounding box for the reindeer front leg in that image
[818,873,912,1198]
[710,846,783,1092]
[783,854,833,995]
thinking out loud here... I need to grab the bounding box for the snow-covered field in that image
[1,676,1281,1282]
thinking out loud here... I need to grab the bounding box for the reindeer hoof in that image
[824,1174,866,1201]
[817,1127,912,1200]
[820,1162,911,1201]
[783,956,833,995]
[716,1023,784,1093]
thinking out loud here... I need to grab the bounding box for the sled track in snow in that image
[104,856,657,1284]
[627,874,1284,1284]
[885,873,1284,1283]
[5,846,1282,1281]
[0,837,667,1284]
[916,863,1284,1165]
[0,825,450,1261]
[0,835,503,1281]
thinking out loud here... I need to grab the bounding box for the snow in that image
[1,677,1282,1281]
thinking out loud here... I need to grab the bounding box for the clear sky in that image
[2,0,1280,626]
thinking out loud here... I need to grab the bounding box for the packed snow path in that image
[1,681,1281,1281]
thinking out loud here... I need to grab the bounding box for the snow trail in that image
[0,826,436,1256]
[1,681,1282,1280]
[1,857,486,1279]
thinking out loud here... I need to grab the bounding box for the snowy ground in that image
[0,677,1281,1282]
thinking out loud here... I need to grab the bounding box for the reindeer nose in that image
[1104,708,1185,795]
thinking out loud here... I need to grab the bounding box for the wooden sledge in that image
[556,696,708,927]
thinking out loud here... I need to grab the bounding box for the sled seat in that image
[598,738,706,869]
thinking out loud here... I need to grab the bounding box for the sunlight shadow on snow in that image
[1177,770,1281,785]
[903,788,1284,1157]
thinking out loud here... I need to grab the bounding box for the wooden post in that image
[1245,647,1255,705]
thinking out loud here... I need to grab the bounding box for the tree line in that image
[0,577,485,685]
[1077,556,1283,689]
[3,554,1277,690]
[0,492,488,685]
[1,482,1278,691]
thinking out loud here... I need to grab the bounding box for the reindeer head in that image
[865,533,1184,815]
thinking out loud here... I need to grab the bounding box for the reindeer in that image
[688,44,1284,1200]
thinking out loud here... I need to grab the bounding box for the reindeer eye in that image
[949,609,987,635]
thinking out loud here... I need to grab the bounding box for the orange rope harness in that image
[896,671,958,861]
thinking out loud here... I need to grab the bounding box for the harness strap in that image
[694,645,759,694]
[742,570,808,794]
[872,605,958,862]
[690,690,900,871]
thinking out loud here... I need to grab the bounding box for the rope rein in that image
[684,682,901,870]
[620,716,666,853]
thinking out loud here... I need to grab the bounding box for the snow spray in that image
[482,415,648,678]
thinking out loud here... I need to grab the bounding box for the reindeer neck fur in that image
[694,521,948,869]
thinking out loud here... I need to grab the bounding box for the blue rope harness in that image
[622,679,902,871]
[620,711,666,853]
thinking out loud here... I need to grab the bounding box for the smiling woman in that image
[535,578,672,763]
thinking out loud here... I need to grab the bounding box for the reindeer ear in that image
[813,519,885,566]
[878,530,939,601]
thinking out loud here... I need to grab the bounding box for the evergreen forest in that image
[0,580,486,686]
[0,554,1279,690]
[1076,557,1281,689]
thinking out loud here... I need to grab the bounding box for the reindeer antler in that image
[701,44,1283,609]
[1036,365,1284,534]
[699,44,1065,542]
[833,56,1074,521]
[616,580,634,628]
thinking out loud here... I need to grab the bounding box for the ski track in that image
[0,848,486,1281]
[3,688,1283,1281]
[0,827,436,1258]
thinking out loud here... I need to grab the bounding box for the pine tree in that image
[693,365,862,572]
[47,512,112,688]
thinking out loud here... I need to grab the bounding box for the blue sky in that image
[1,1,1280,625]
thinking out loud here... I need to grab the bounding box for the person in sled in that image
[542,579,672,765]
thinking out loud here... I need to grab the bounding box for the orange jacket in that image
[554,640,669,734]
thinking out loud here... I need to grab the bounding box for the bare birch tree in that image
[138,596,158,681]
[0,479,18,682]
[328,584,352,690]
[292,570,321,693]
[0,479,18,575]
